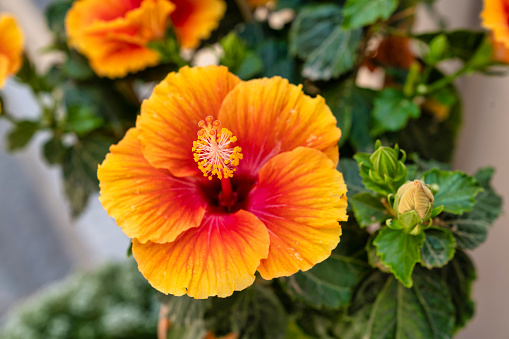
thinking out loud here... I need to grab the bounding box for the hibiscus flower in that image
[98,65,348,298]
[0,13,23,88]
[66,0,225,78]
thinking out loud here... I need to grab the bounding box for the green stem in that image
[418,65,469,95]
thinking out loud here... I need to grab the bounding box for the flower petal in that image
[137,65,241,177]
[481,0,509,47]
[170,0,226,49]
[66,0,174,78]
[98,128,206,244]
[0,14,24,82]
[247,147,348,279]
[132,210,270,298]
[218,77,341,177]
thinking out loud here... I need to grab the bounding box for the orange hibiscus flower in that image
[66,0,225,78]
[98,66,347,298]
[481,0,509,62]
[0,13,24,88]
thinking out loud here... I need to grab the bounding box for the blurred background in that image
[0,0,507,338]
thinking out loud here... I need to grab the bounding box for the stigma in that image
[192,116,243,180]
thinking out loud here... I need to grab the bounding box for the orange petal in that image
[218,77,341,177]
[137,65,241,177]
[248,147,348,279]
[170,0,226,48]
[481,0,509,48]
[0,14,24,84]
[132,210,270,298]
[98,128,206,244]
[66,0,174,78]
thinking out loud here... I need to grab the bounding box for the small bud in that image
[395,180,434,219]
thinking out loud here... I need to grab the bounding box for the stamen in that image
[191,116,243,180]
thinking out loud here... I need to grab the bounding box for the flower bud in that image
[395,180,434,219]
[369,144,399,180]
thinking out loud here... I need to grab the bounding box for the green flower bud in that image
[395,180,434,219]
[369,142,399,180]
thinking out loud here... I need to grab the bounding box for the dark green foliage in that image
[279,223,370,309]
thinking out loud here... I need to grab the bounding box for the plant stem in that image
[234,0,253,22]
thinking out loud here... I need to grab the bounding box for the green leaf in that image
[321,82,375,151]
[43,136,65,165]
[350,192,390,228]
[63,135,112,217]
[373,227,425,287]
[206,285,287,339]
[420,227,456,269]
[444,215,487,250]
[337,158,365,201]
[63,53,95,80]
[435,251,476,331]
[158,294,209,326]
[416,30,487,63]
[290,4,342,59]
[65,106,104,136]
[302,27,362,81]
[350,269,455,339]
[422,169,482,215]
[279,224,370,309]
[289,4,361,80]
[372,88,420,136]
[7,120,39,151]
[220,32,263,80]
[257,39,298,83]
[342,0,399,29]
[285,319,315,339]
[471,167,503,224]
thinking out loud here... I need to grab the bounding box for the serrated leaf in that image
[279,224,370,309]
[372,88,420,136]
[289,4,343,59]
[342,0,399,29]
[350,192,390,228]
[471,167,503,224]
[289,4,361,80]
[206,285,287,339]
[158,294,210,327]
[302,27,362,81]
[444,215,487,250]
[422,169,482,215]
[420,227,456,269]
[373,227,425,287]
[350,269,455,339]
[63,135,112,217]
[7,120,39,151]
[435,250,476,331]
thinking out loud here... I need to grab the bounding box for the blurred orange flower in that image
[66,0,225,78]
[98,65,347,298]
[481,0,509,62]
[0,13,24,88]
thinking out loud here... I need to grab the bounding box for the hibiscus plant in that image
[0,0,504,338]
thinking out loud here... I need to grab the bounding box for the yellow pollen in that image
[191,116,243,180]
